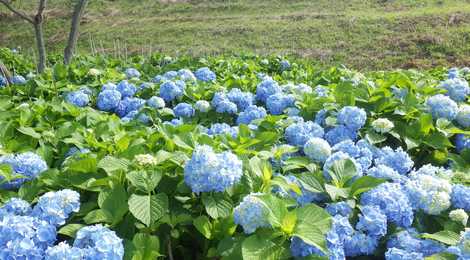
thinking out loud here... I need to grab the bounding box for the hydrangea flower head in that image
[32,189,80,226]
[455,134,470,153]
[0,152,48,189]
[371,118,394,133]
[426,94,458,120]
[456,104,470,128]
[324,125,358,145]
[115,97,145,118]
[290,236,324,258]
[173,103,195,118]
[266,93,295,115]
[313,85,329,97]
[97,89,122,112]
[215,100,238,114]
[385,247,423,260]
[344,233,379,257]
[12,75,26,85]
[227,88,254,111]
[447,230,470,260]
[73,224,124,260]
[451,184,470,211]
[125,68,141,79]
[323,151,363,179]
[332,139,373,171]
[440,78,469,102]
[337,106,367,130]
[206,123,238,138]
[448,67,460,79]
[164,118,183,126]
[163,71,178,81]
[236,105,267,125]
[184,145,242,193]
[256,78,281,102]
[147,96,165,109]
[116,80,137,98]
[0,198,31,217]
[159,80,186,102]
[303,137,331,163]
[280,60,291,71]
[66,90,89,107]
[195,100,211,112]
[177,69,196,81]
[375,146,414,175]
[46,242,85,260]
[101,82,117,91]
[387,228,446,257]
[325,201,353,217]
[366,164,403,182]
[233,193,270,234]
[285,121,324,147]
[356,206,387,237]
[449,209,468,226]
[195,67,216,82]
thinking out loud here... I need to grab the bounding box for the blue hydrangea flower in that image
[325,125,358,145]
[391,86,408,101]
[290,236,324,258]
[314,85,329,97]
[426,94,458,120]
[447,230,470,260]
[32,189,80,226]
[440,78,469,102]
[451,184,470,211]
[360,183,414,227]
[285,121,324,147]
[456,104,470,128]
[0,198,31,217]
[266,93,295,115]
[275,175,325,206]
[323,151,363,179]
[125,68,140,79]
[387,228,445,257]
[375,146,414,175]
[366,164,403,182]
[448,67,460,79]
[280,60,291,71]
[330,214,354,240]
[344,233,379,257]
[65,147,90,158]
[116,80,137,98]
[184,145,243,193]
[455,134,470,153]
[101,82,117,91]
[227,88,254,111]
[236,105,267,125]
[385,248,423,260]
[115,97,145,117]
[138,82,152,91]
[12,75,26,85]
[215,100,238,114]
[332,140,373,170]
[233,193,270,234]
[285,107,300,116]
[164,118,183,126]
[66,90,89,107]
[195,67,216,82]
[256,78,281,103]
[147,96,165,109]
[97,89,122,112]
[177,69,196,81]
[195,100,210,112]
[73,224,124,260]
[303,137,331,163]
[325,202,353,217]
[206,123,238,138]
[356,205,387,237]
[159,80,186,102]
[46,242,84,260]
[0,152,48,189]
[211,92,227,107]
[173,103,195,118]
[337,106,367,130]
[314,109,328,127]
[0,75,6,87]
[292,83,312,95]
[163,71,178,81]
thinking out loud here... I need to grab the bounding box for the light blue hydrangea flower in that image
[0,75,6,87]
[184,145,243,193]
[115,97,145,118]
[101,82,117,91]
[195,100,211,112]
[451,184,470,211]
[447,230,470,260]
[12,75,26,85]
[163,71,178,81]
[0,198,31,217]
[256,78,281,103]
[455,134,470,153]
[314,109,328,127]
[125,68,140,79]
[293,83,312,95]
[323,151,363,178]
[375,146,414,175]
[440,78,469,102]
[159,80,186,102]
[456,104,470,128]
[173,103,195,118]
[325,202,353,217]
[233,193,270,234]
[97,89,122,112]
[285,107,300,116]
[206,123,238,138]
[227,88,254,111]
[448,67,460,79]
[337,106,367,130]
[344,233,379,257]
[391,86,408,101]
[195,67,216,82]
[0,215,57,259]
[138,82,152,91]
[290,236,324,258]
[237,105,267,125]
[32,189,80,226]
[116,80,137,98]
[366,164,403,182]
[385,248,423,260]
[324,125,358,145]
[266,93,295,115]
[147,96,165,109]
[285,121,324,147]
[73,224,124,260]
[0,152,48,189]
[303,137,331,163]
[361,183,414,227]
[314,85,329,97]
[177,69,196,81]
[65,147,91,158]
[215,100,238,114]
[332,140,373,171]
[356,205,387,237]
[164,118,183,126]
[46,242,84,260]
[426,94,458,120]
[330,214,354,240]
[280,60,291,71]
[387,229,445,257]
[66,90,90,107]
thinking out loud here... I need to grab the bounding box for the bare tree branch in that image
[0,0,34,24]
[64,0,88,64]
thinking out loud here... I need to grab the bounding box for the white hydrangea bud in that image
[450,209,469,226]
[371,118,394,133]
[195,100,211,113]
[88,68,101,76]
[135,154,158,167]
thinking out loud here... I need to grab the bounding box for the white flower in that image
[450,209,469,226]
[134,154,158,166]
[371,118,394,133]
[88,68,101,76]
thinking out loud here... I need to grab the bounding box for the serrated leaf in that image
[98,156,130,174]
[17,126,41,139]
[128,193,168,226]
[194,216,212,239]
[293,204,332,254]
[241,235,287,260]
[349,176,386,197]
[202,193,233,219]
[98,185,128,224]
[58,224,85,238]
[131,233,161,259]
[84,209,113,224]
[421,231,461,246]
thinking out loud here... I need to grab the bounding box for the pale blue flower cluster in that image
[325,202,353,217]
[355,206,387,237]
[125,68,140,79]
[173,102,195,118]
[97,89,122,112]
[332,140,373,171]
[303,137,331,163]
[195,67,216,82]
[0,198,31,218]
[233,193,270,234]
[72,224,124,260]
[236,105,267,125]
[426,94,458,120]
[280,60,291,71]
[385,247,423,260]
[177,69,196,81]
[325,125,358,145]
[184,145,243,193]
[0,152,48,189]
[256,78,281,102]
[12,75,26,85]
[455,134,470,152]
[447,230,470,260]
[337,106,367,131]
[266,93,295,115]
[195,100,211,112]
[31,189,80,226]
[448,67,460,79]
[386,229,445,257]
[456,104,470,128]
[46,242,84,260]
[164,118,183,126]
[115,97,145,117]
[159,80,186,102]
[211,92,238,114]
[116,80,137,98]
[375,146,414,175]
[206,123,238,138]
[344,233,379,257]
[147,96,165,109]
[285,121,324,147]
[314,85,329,97]
[366,165,403,183]
[290,236,324,258]
[226,88,254,111]
[323,151,363,178]
[451,184,470,211]
[65,147,91,158]
[66,89,90,107]
[440,78,469,102]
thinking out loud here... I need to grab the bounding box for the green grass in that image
[1,0,470,70]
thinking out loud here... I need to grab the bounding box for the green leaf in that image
[126,171,162,193]
[293,204,332,254]
[256,194,288,228]
[349,176,386,197]
[241,235,287,260]
[281,211,297,235]
[98,185,128,224]
[66,156,97,173]
[84,209,113,224]
[202,193,233,219]
[98,156,130,174]
[58,224,85,238]
[421,231,461,246]
[128,193,168,226]
[194,215,212,239]
[17,126,41,139]
[326,159,357,187]
[325,184,350,201]
[131,233,161,260]
[296,173,324,193]
[425,252,457,260]
[365,130,387,144]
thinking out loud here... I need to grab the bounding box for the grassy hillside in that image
[1,0,470,70]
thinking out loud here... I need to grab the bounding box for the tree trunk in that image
[64,0,88,65]
[33,21,46,73]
